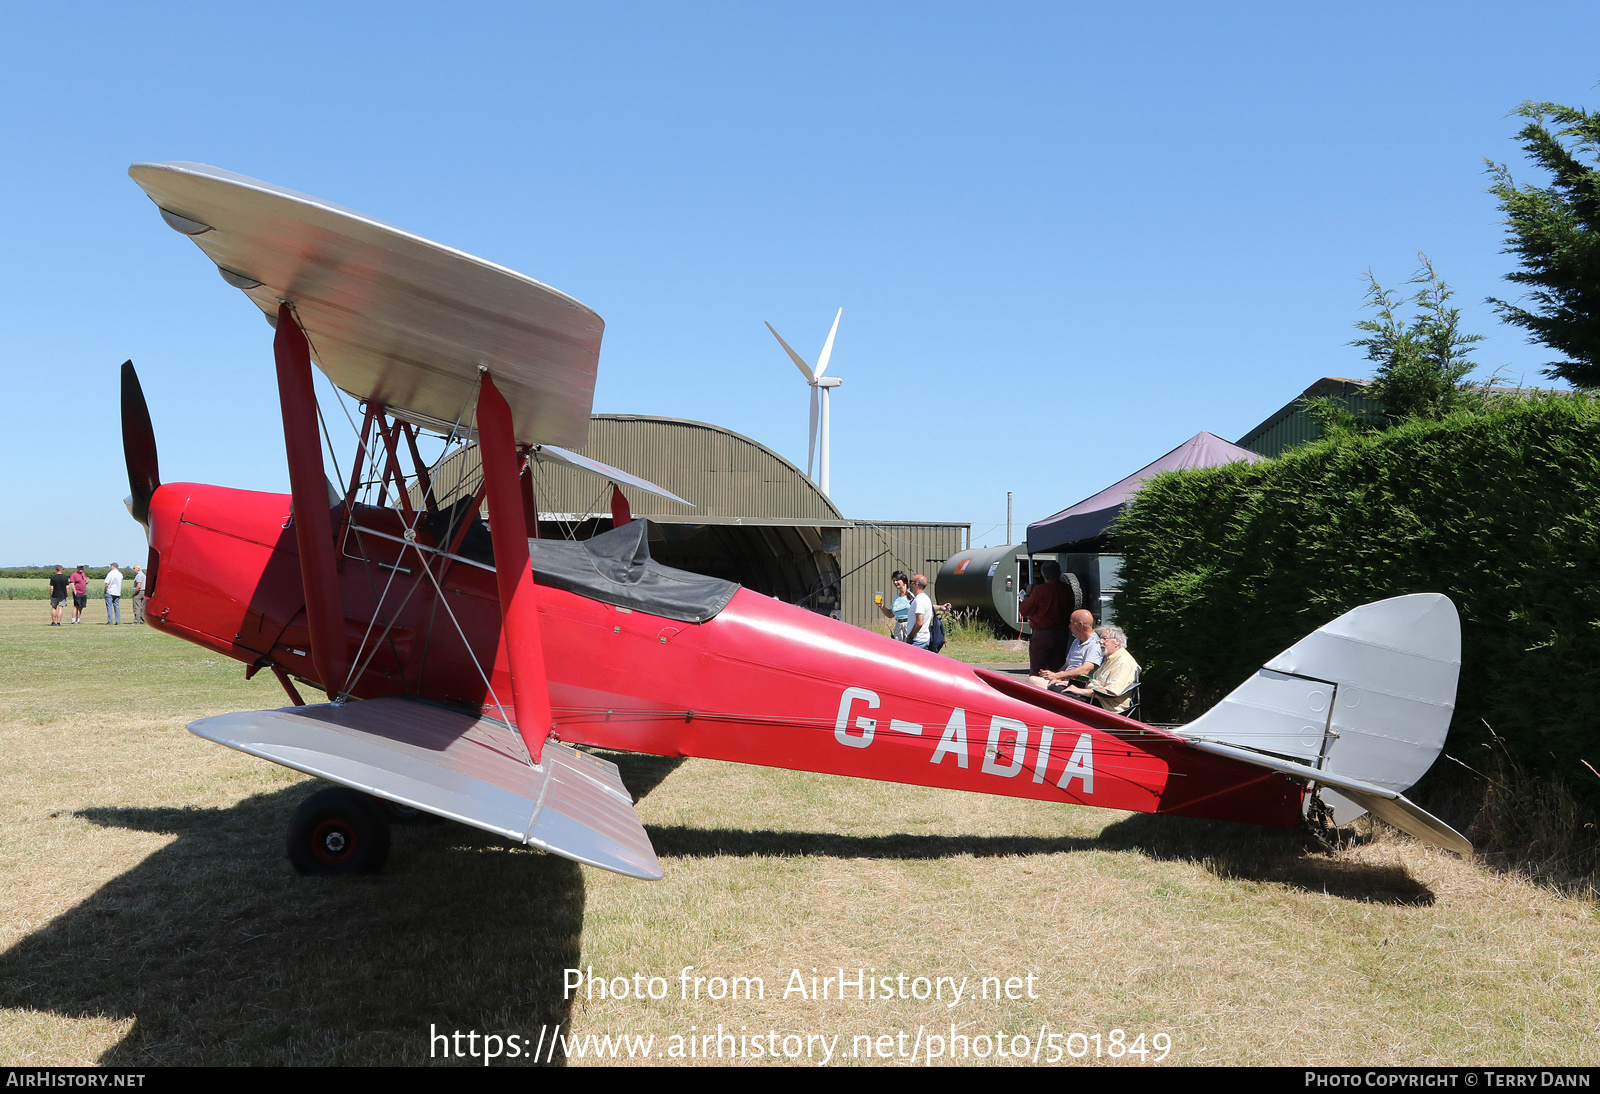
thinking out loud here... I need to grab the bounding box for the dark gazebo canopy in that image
[1026,431,1265,553]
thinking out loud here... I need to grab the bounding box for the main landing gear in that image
[287,787,392,875]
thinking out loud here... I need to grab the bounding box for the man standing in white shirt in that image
[131,564,147,624]
[104,563,123,625]
[905,574,934,648]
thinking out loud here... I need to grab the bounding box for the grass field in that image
[0,578,104,601]
[859,611,1026,666]
[0,599,1595,1066]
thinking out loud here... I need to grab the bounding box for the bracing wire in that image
[276,307,506,724]
[314,401,344,498]
[527,454,600,541]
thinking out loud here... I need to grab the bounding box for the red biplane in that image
[121,162,1471,881]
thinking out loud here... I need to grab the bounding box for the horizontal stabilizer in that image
[1332,785,1472,856]
[190,697,662,879]
[1179,736,1471,854]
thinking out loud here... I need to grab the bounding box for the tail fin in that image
[1176,594,1470,853]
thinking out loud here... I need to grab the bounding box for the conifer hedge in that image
[1114,395,1600,789]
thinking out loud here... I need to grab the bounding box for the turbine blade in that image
[807,384,819,481]
[766,322,817,382]
[814,307,842,379]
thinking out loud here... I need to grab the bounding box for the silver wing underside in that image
[129,161,603,449]
[190,697,662,880]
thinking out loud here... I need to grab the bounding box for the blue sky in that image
[3,2,1597,564]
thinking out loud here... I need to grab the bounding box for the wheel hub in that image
[311,820,357,865]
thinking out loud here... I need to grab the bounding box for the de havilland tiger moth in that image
[118,161,1472,881]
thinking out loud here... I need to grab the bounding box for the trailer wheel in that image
[288,787,391,876]
[1063,573,1084,611]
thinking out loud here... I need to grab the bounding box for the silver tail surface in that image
[1175,593,1470,853]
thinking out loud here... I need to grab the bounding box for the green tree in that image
[1343,256,1483,426]
[1487,100,1600,388]
[1302,259,1483,435]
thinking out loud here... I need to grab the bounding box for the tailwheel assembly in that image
[287,786,392,876]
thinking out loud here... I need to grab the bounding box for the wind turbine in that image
[765,308,843,498]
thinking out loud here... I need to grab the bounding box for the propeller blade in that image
[813,307,842,379]
[807,384,819,481]
[766,322,817,383]
[120,360,160,528]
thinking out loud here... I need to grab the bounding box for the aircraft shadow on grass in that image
[644,812,1434,907]
[0,752,672,1068]
[0,782,584,1067]
[0,754,1429,1065]
[1093,813,1436,906]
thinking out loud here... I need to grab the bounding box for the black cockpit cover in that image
[526,520,739,623]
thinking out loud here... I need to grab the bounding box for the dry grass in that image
[863,611,1028,667]
[938,637,1029,667]
[1464,752,1600,899]
[1,600,1596,1066]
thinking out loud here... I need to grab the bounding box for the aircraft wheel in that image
[288,787,392,876]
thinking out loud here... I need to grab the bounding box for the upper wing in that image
[129,161,602,449]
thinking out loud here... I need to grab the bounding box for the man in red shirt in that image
[68,565,89,624]
[1019,561,1073,674]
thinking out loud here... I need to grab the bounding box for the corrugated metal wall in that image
[415,416,966,625]
[1241,394,1385,457]
[839,522,970,629]
[1236,378,1386,459]
[426,415,846,524]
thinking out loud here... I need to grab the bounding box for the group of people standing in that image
[876,570,940,648]
[47,563,147,627]
[1019,561,1140,715]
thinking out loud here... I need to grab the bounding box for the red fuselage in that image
[142,481,1304,828]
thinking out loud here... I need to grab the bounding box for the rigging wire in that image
[409,525,516,736]
[342,409,477,700]
[314,400,344,499]
[283,301,348,496]
[269,308,504,734]
[527,454,606,541]
[286,302,364,449]
[405,377,486,705]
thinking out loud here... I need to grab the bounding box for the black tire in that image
[1063,573,1084,611]
[287,787,392,876]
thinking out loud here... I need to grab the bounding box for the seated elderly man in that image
[1027,609,1100,689]
[1060,625,1139,714]
[1037,625,1140,715]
